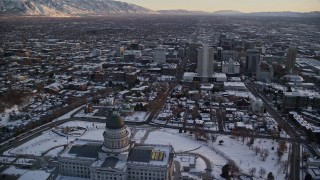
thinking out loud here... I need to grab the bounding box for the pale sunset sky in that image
[118,0,320,12]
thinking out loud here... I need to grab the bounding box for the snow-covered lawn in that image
[194,157,207,172]
[124,111,149,122]
[144,128,227,178]
[56,175,89,180]
[1,120,290,180]
[5,131,66,156]
[2,166,27,176]
[45,146,65,157]
[132,129,147,143]
[5,121,105,156]
[3,120,136,157]
[212,135,289,179]
[18,169,51,180]
[74,109,99,118]
[144,128,289,179]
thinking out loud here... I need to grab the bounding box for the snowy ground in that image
[132,129,147,143]
[4,120,133,157]
[18,169,51,180]
[73,109,99,118]
[5,121,105,156]
[56,175,89,180]
[144,128,227,179]
[193,157,206,172]
[0,105,22,127]
[124,111,149,122]
[45,146,65,157]
[144,128,289,179]
[1,121,290,180]
[212,136,289,179]
[2,166,27,176]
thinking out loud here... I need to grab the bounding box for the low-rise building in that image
[283,92,309,111]
[221,58,240,75]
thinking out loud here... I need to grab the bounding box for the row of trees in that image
[134,103,147,111]
[221,161,275,179]
[0,89,32,113]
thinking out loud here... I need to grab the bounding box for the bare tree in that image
[258,167,266,178]
[194,126,208,140]
[191,106,199,120]
[267,172,275,180]
[248,167,257,177]
[278,140,288,152]
[211,135,218,142]
[277,140,287,162]
[254,146,261,155]
[246,137,254,149]
[228,160,240,178]
[260,148,270,161]
[171,105,183,118]
[280,160,288,173]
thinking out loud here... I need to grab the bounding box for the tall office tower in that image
[221,50,236,62]
[221,38,234,50]
[219,34,227,47]
[188,43,201,64]
[197,44,214,77]
[154,47,166,64]
[286,46,297,74]
[246,49,260,73]
[217,47,223,61]
[244,40,255,51]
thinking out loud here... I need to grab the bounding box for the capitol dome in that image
[105,112,125,129]
[102,111,130,153]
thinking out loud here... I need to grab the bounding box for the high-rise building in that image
[256,61,274,82]
[286,46,297,74]
[244,40,255,51]
[197,44,214,77]
[221,50,236,62]
[188,43,201,64]
[246,49,260,73]
[219,34,233,50]
[261,55,284,65]
[154,47,166,64]
[217,47,223,61]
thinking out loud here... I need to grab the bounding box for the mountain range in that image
[157,9,320,17]
[0,0,155,16]
[0,0,319,17]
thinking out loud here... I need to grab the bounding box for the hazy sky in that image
[118,0,320,12]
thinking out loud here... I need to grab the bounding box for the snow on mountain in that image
[0,0,156,16]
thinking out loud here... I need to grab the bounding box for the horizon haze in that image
[118,0,320,13]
